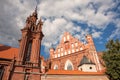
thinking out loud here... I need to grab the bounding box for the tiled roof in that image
[46,70,105,75]
[0,44,18,59]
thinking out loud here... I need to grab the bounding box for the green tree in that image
[103,39,120,80]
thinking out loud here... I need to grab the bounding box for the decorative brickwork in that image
[0,8,109,80]
[49,32,103,72]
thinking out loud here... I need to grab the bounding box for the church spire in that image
[36,18,43,32]
[31,6,38,19]
[19,7,44,65]
[35,5,37,14]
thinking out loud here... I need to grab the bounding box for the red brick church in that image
[0,9,109,80]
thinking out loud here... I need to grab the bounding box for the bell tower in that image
[18,7,44,66]
[9,8,44,80]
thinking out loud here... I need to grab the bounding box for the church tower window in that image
[25,41,32,62]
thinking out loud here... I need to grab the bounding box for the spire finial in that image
[31,5,38,19]
[38,17,43,25]
[35,5,37,13]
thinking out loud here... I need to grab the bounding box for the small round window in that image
[89,67,92,69]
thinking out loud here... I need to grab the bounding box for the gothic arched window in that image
[64,60,74,70]
[53,64,58,70]
[67,64,73,70]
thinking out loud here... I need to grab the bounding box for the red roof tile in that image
[47,70,105,75]
[0,44,18,59]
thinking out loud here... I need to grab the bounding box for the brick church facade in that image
[49,32,103,72]
[0,9,109,80]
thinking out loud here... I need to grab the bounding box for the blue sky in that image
[0,0,120,58]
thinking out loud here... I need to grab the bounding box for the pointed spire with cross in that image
[32,5,38,19]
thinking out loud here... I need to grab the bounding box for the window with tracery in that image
[67,64,73,70]
[64,60,74,70]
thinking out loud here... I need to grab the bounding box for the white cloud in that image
[0,0,119,54]
[39,0,119,53]
[92,31,102,38]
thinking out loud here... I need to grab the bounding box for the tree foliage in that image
[103,39,120,80]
